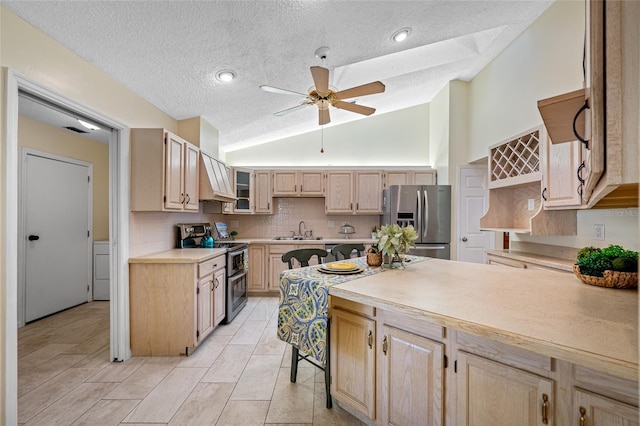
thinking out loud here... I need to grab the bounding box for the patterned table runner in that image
[277,255,426,365]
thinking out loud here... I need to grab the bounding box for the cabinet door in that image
[164,132,185,210]
[213,268,226,326]
[543,137,583,208]
[457,351,554,426]
[197,275,214,343]
[299,171,324,196]
[385,171,411,187]
[248,245,266,291]
[272,171,298,196]
[233,168,253,213]
[413,170,436,185]
[326,171,353,214]
[268,253,289,291]
[331,309,376,420]
[184,142,200,211]
[254,170,272,214]
[574,389,639,426]
[379,325,443,426]
[355,171,383,214]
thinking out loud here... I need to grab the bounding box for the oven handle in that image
[227,247,248,258]
[227,270,247,284]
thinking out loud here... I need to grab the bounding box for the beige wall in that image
[466,0,584,162]
[225,104,430,167]
[18,116,110,240]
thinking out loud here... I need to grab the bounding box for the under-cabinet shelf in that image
[488,128,542,189]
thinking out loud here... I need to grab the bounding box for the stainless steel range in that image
[177,223,248,323]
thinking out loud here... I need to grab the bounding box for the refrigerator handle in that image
[423,190,429,239]
[416,190,421,231]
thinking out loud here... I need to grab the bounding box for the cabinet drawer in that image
[199,256,225,278]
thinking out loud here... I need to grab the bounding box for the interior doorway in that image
[4,70,132,424]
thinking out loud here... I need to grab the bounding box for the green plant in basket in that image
[576,245,638,277]
[375,224,418,257]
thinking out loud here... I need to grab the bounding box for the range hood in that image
[199,151,237,203]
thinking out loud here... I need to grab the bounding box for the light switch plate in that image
[328,220,335,228]
[230,220,239,228]
[594,224,605,240]
[527,199,535,211]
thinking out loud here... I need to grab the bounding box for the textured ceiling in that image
[4,1,554,152]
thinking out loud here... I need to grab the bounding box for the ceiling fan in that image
[260,47,385,126]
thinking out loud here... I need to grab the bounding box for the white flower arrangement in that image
[375,224,418,257]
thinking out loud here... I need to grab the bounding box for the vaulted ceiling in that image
[4,1,554,152]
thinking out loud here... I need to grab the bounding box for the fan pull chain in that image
[320,125,324,153]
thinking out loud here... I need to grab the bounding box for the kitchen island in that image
[328,258,637,425]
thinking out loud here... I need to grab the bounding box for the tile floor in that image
[17,297,364,425]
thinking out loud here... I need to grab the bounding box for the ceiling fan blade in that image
[319,108,330,125]
[260,85,309,97]
[274,103,311,117]
[333,100,376,116]
[310,66,329,94]
[335,81,385,100]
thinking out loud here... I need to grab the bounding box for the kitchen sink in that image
[272,236,323,241]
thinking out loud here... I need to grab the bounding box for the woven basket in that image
[366,247,382,267]
[573,265,638,289]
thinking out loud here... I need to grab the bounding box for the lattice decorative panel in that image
[490,130,540,182]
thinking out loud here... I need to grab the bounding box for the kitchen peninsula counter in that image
[329,257,637,380]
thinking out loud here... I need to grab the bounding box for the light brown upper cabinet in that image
[383,170,436,187]
[541,132,583,209]
[131,128,199,212]
[254,170,272,214]
[229,168,272,215]
[325,170,383,215]
[272,170,324,197]
[538,1,638,209]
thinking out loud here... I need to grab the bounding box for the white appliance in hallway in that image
[23,151,91,322]
[93,241,110,300]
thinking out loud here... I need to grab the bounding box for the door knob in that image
[28,235,40,241]
[462,237,468,242]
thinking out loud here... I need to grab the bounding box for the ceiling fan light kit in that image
[261,47,385,126]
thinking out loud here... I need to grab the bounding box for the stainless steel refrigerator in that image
[381,185,451,259]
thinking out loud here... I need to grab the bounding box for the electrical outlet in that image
[328,220,335,228]
[527,199,535,211]
[594,224,605,240]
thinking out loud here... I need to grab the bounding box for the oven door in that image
[225,270,247,323]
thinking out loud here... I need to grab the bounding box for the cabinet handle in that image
[186,194,190,204]
[577,162,586,184]
[382,335,388,354]
[214,278,220,289]
[573,100,590,148]
[180,193,185,203]
[368,331,373,348]
[541,393,549,424]
[579,406,586,426]
[541,187,547,201]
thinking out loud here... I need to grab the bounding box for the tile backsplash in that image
[130,198,380,257]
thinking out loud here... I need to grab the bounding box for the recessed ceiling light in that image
[216,70,236,82]
[78,119,100,130]
[392,28,411,42]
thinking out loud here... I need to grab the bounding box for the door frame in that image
[20,149,94,325]
[3,69,132,424]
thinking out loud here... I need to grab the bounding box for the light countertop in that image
[129,248,227,264]
[236,238,376,245]
[486,249,575,272]
[329,258,638,380]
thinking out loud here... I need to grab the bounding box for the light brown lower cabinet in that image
[329,297,638,426]
[456,351,554,425]
[574,389,639,426]
[129,254,226,356]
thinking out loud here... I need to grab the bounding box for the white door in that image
[457,165,494,264]
[24,152,91,322]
